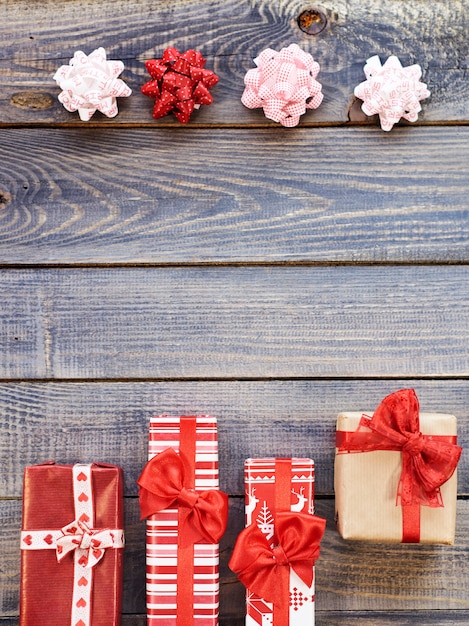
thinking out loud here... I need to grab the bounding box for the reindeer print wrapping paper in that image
[243,458,316,626]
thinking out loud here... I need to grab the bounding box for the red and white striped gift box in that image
[145,415,220,625]
[244,458,316,626]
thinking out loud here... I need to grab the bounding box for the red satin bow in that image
[137,447,228,546]
[340,389,462,507]
[141,47,219,123]
[229,512,326,608]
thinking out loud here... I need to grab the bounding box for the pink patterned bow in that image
[241,43,323,127]
[55,519,119,568]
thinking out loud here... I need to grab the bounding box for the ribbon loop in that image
[137,447,228,546]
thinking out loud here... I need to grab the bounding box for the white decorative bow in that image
[55,519,120,568]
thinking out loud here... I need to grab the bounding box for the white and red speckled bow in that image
[53,47,132,121]
[354,55,430,131]
[55,518,122,568]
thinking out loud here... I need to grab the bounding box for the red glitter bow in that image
[337,389,462,507]
[141,47,219,123]
[137,447,228,546]
[229,511,325,609]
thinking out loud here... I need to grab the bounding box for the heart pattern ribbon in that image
[229,511,326,610]
[56,518,122,568]
[137,446,228,547]
[20,464,124,626]
[336,389,462,508]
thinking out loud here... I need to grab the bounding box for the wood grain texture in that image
[0,380,467,498]
[2,498,469,619]
[0,0,467,125]
[0,265,468,379]
[0,127,468,264]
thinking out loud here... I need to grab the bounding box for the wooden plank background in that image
[0,128,468,264]
[0,0,468,623]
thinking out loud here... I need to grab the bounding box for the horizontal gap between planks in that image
[0,376,468,384]
[0,261,469,270]
[1,120,469,131]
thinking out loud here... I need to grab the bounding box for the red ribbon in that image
[229,511,325,610]
[141,47,219,123]
[137,446,228,547]
[336,388,462,541]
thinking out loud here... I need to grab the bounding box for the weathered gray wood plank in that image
[0,127,468,264]
[0,380,467,498]
[0,0,467,125]
[0,266,467,380]
[2,498,469,618]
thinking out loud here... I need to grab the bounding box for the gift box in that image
[20,462,125,626]
[335,389,462,544]
[137,415,228,626]
[230,457,325,626]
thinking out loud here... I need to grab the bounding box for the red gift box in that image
[20,462,124,626]
[138,415,227,626]
[234,457,324,626]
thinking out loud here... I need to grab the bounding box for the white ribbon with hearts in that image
[20,463,124,626]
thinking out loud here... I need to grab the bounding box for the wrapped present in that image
[137,415,228,626]
[20,462,125,626]
[335,389,462,543]
[229,458,326,626]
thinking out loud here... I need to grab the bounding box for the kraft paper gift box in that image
[20,462,125,626]
[229,457,326,626]
[137,415,228,626]
[334,389,462,544]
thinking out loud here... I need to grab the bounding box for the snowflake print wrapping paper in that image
[141,47,219,123]
[241,43,323,127]
[354,55,430,131]
[53,47,131,121]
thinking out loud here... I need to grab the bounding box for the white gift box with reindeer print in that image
[244,458,316,626]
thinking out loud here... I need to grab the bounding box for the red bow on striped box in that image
[138,415,227,626]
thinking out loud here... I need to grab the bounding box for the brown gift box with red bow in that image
[334,390,461,544]
[20,462,124,626]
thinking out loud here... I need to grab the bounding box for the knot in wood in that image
[298,9,327,35]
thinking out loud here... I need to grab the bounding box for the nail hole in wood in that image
[298,9,327,35]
